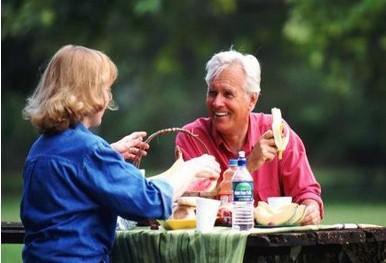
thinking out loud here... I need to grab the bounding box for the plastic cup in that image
[267,196,292,208]
[195,197,221,232]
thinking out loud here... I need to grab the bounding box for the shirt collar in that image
[209,114,254,156]
[73,122,92,134]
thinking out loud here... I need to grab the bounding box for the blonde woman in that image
[21,45,220,262]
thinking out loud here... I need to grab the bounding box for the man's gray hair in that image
[205,50,261,94]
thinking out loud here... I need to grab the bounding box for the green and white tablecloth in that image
[110,224,383,263]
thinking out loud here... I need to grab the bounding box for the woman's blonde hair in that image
[23,45,118,133]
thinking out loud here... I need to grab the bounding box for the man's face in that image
[206,63,257,136]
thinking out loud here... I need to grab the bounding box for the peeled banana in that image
[271,107,290,160]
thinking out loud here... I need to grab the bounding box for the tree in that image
[284,0,386,165]
[2,0,385,173]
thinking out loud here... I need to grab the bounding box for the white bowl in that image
[267,196,292,208]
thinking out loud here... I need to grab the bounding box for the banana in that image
[271,108,290,160]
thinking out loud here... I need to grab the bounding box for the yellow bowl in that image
[162,219,196,230]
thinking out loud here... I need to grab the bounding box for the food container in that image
[267,196,292,208]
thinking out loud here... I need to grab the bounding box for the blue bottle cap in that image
[228,159,238,167]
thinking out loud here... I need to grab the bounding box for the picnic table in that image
[2,221,386,262]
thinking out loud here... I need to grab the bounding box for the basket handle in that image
[133,127,209,168]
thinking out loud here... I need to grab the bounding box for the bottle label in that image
[233,181,254,202]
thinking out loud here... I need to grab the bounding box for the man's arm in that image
[279,130,324,223]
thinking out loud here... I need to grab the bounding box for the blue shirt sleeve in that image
[81,142,173,220]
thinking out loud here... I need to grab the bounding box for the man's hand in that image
[247,130,277,172]
[111,131,150,161]
[301,199,321,225]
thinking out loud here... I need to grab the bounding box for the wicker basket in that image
[133,127,209,168]
[133,127,217,198]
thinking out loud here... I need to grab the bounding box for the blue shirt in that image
[20,123,173,262]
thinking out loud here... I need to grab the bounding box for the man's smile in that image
[213,111,230,118]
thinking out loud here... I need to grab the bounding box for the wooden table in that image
[244,227,386,262]
[2,221,25,244]
[2,221,386,262]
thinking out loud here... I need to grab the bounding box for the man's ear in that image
[249,92,259,111]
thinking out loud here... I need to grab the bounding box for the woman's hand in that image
[301,199,321,225]
[156,154,220,199]
[247,130,277,172]
[111,131,149,161]
[185,154,221,180]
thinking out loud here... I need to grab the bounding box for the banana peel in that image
[254,201,306,226]
[271,108,290,160]
[161,218,197,230]
[287,204,306,225]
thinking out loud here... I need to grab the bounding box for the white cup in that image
[195,197,221,232]
[267,196,292,208]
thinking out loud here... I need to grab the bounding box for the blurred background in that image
[2,0,386,261]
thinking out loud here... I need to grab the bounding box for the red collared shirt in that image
[176,113,324,216]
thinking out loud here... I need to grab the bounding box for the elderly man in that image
[176,50,323,225]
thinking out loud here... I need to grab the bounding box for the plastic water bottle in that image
[232,151,254,231]
[217,159,238,225]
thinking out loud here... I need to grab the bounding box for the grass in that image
[2,166,385,261]
[2,196,21,221]
[323,203,386,225]
[1,245,22,263]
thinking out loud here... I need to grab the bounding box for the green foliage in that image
[2,4,385,261]
[2,0,55,38]
[284,0,386,165]
[2,0,385,171]
[134,0,161,15]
